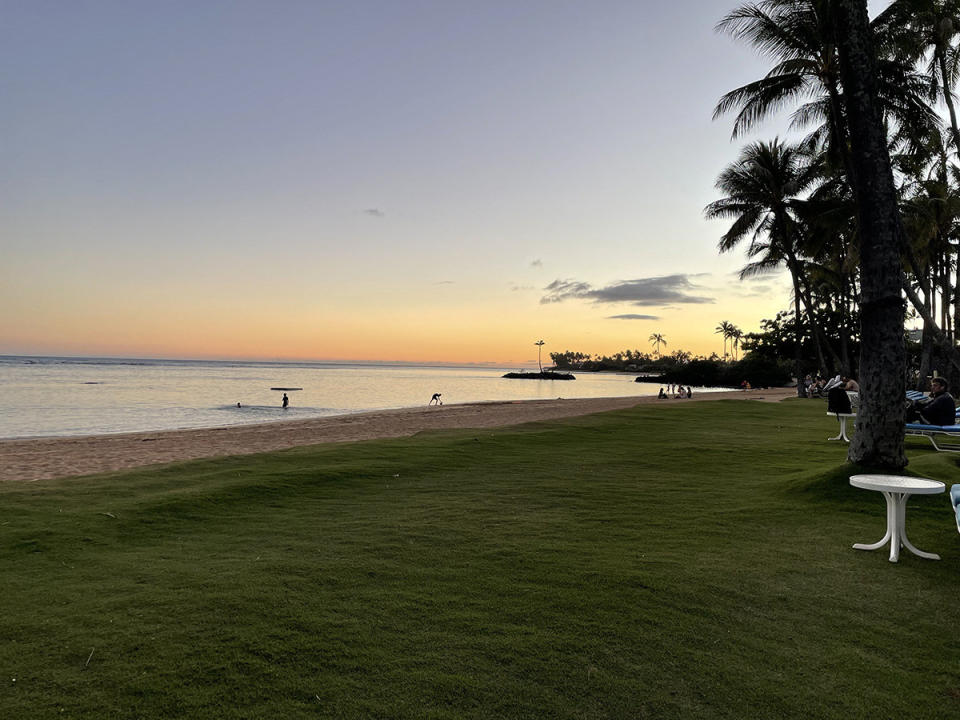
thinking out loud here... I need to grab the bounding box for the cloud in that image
[510,283,536,292]
[607,313,660,320]
[540,275,714,306]
[530,259,543,268]
[433,280,455,285]
[363,208,385,218]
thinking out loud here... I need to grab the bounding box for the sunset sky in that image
[2,1,867,365]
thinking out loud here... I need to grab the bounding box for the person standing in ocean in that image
[282,393,289,409]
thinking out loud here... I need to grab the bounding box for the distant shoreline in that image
[0,388,796,483]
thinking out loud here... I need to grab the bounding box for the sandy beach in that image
[0,387,796,483]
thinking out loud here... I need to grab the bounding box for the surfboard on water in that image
[270,387,303,391]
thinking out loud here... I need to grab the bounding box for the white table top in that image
[850,474,945,494]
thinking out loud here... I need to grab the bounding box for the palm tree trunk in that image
[919,320,934,391]
[789,267,806,398]
[794,268,839,375]
[938,50,960,155]
[826,79,857,185]
[953,254,960,342]
[903,278,960,374]
[832,0,906,469]
[838,276,852,374]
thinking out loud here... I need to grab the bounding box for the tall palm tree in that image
[648,333,666,358]
[715,320,734,359]
[715,0,936,175]
[705,138,816,395]
[831,0,908,469]
[534,339,546,373]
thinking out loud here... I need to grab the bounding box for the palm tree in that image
[715,320,734,359]
[730,325,745,360]
[876,0,960,154]
[715,1,936,167]
[534,339,546,373]
[648,333,666,357]
[831,0,907,468]
[705,138,816,395]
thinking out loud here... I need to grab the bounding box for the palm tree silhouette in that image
[648,333,666,358]
[715,320,733,360]
[714,0,934,173]
[705,139,815,394]
[730,326,744,361]
[534,339,545,373]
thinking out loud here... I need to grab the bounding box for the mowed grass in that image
[2,399,960,719]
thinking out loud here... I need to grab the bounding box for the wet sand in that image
[0,387,796,483]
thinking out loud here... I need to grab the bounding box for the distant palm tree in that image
[705,139,816,394]
[648,333,666,357]
[730,326,745,361]
[715,320,734,360]
[534,339,546,372]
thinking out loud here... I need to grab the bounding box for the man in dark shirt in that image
[918,377,956,426]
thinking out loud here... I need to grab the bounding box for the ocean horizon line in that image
[0,354,545,371]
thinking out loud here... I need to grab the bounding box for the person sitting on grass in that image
[658,388,667,399]
[908,377,956,426]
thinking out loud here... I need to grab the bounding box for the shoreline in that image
[0,387,797,483]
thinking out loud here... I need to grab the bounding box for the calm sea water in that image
[0,356,696,440]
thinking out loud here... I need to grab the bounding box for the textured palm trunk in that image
[938,50,960,156]
[832,0,906,469]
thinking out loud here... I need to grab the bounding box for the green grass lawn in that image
[2,399,960,719]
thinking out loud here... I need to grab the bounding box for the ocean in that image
[0,355,689,440]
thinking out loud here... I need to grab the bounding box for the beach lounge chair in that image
[905,423,960,452]
[951,485,960,533]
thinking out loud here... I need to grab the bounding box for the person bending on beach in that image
[429,393,442,406]
[282,393,289,409]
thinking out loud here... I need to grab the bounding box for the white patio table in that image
[849,474,945,562]
[827,412,856,442]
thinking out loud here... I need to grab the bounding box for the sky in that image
[1,0,855,364]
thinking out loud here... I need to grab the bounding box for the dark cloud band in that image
[540,275,714,306]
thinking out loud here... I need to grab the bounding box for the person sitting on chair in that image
[910,377,956,426]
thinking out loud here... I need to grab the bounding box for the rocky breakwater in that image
[502,371,576,380]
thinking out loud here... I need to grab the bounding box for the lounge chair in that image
[951,485,960,533]
[905,422,960,452]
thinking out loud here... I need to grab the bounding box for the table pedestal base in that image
[853,491,940,562]
[828,413,855,442]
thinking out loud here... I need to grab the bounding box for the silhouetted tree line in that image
[709,0,960,397]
